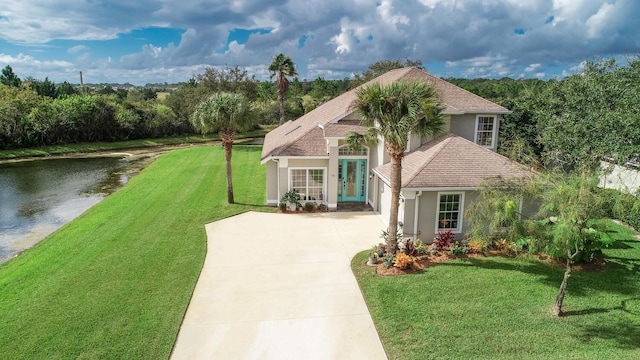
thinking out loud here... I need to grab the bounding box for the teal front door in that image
[338,159,367,202]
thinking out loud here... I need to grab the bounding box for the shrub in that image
[433,230,455,250]
[450,241,468,255]
[317,203,329,212]
[304,202,316,211]
[373,243,385,257]
[393,253,414,270]
[382,254,395,268]
[413,239,428,255]
[280,190,301,207]
[494,238,514,253]
[467,238,489,253]
[278,202,287,212]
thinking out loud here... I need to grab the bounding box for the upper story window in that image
[338,145,367,156]
[474,115,497,148]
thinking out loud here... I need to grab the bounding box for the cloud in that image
[68,45,88,54]
[1,0,638,84]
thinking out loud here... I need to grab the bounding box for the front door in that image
[338,159,367,202]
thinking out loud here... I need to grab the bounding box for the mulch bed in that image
[375,251,606,276]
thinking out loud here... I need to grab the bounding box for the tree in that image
[349,81,445,254]
[196,65,258,100]
[268,53,298,125]
[192,92,256,204]
[1,65,21,88]
[31,77,57,98]
[467,172,609,317]
[352,59,423,87]
[533,173,607,316]
[56,81,77,97]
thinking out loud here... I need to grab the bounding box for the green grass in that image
[0,145,270,359]
[0,126,273,160]
[353,221,640,360]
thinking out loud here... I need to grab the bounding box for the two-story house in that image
[261,67,535,241]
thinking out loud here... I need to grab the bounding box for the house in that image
[261,67,535,240]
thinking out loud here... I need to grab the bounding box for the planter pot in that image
[367,255,377,266]
[288,203,297,211]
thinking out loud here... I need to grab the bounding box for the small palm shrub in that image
[413,239,428,255]
[382,254,395,268]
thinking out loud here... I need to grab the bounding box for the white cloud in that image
[68,45,88,54]
[0,0,638,84]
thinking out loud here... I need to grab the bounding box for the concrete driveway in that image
[171,211,388,360]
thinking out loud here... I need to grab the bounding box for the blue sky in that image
[0,0,639,85]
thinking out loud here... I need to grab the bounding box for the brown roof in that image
[261,67,509,161]
[374,134,535,188]
[323,120,368,138]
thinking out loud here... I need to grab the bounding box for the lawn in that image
[0,145,269,359]
[353,221,640,360]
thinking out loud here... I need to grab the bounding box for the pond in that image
[0,156,150,265]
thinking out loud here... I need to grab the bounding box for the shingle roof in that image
[374,134,535,188]
[261,67,510,161]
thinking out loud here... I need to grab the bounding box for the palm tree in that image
[192,92,256,204]
[349,81,445,254]
[268,53,298,125]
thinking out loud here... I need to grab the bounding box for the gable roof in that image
[374,133,535,188]
[261,67,510,162]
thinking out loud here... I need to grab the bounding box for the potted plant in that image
[281,190,301,211]
[367,252,378,266]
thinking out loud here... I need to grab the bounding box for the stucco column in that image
[327,139,339,210]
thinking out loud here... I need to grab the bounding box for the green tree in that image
[191,92,256,204]
[0,65,21,88]
[467,172,610,317]
[349,81,445,254]
[352,59,423,87]
[268,53,298,125]
[31,77,57,98]
[196,65,258,100]
[56,81,77,97]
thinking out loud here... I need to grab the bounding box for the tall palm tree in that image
[350,81,445,254]
[268,53,298,125]
[192,92,256,204]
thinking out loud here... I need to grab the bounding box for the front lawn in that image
[353,221,640,360]
[0,145,269,359]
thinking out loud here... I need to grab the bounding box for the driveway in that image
[171,211,388,360]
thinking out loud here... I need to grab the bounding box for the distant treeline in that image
[2,57,639,173]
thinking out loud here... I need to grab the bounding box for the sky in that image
[0,0,639,85]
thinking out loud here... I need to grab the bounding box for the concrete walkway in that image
[171,211,388,360]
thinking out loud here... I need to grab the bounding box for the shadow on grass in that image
[576,319,640,350]
[437,242,639,299]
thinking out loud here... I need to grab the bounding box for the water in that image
[0,156,146,264]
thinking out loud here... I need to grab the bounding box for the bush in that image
[413,239,428,255]
[393,253,414,270]
[278,202,287,212]
[493,238,513,253]
[304,202,316,211]
[450,241,468,255]
[433,230,455,250]
[467,238,489,253]
[382,254,395,268]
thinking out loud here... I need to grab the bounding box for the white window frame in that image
[474,115,498,149]
[337,144,368,158]
[288,167,327,203]
[435,191,465,233]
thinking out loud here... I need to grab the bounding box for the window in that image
[436,192,464,233]
[290,168,325,202]
[475,115,497,147]
[338,146,367,156]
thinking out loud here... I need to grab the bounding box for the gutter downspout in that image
[413,191,422,239]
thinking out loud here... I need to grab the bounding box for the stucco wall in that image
[415,190,480,242]
[266,160,278,204]
[379,179,391,229]
[448,114,476,144]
